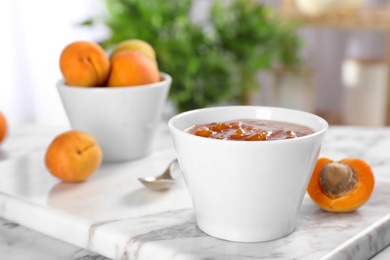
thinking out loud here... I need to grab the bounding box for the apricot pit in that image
[319,161,356,198]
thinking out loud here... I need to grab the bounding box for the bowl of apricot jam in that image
[168,105,328,243]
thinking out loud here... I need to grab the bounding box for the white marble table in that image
[1,124,390,259]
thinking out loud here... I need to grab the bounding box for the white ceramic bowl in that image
[168,106,328,242]
[57,73,171,162]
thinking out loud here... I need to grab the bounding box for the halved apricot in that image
[307,157,375,213]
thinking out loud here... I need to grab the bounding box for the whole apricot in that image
[59,41,110,87]
[107,51,160,87]
[110,39,156,61]
[45,130,103,182]
[0,112,7,145]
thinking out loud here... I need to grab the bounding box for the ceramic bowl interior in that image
[170,105,327,138]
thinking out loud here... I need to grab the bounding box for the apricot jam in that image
[185,119,314,141]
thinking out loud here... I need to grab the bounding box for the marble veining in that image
[1,124,390,259]
[0,216,109,260]
[121,209,204,260]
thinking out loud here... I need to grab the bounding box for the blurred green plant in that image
[82,0,302,112]
[211,0,302,104]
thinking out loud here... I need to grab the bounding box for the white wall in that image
[0,0,107,126]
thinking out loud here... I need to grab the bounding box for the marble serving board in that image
[0,124,390,260]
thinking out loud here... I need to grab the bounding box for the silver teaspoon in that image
[138,159,178,190]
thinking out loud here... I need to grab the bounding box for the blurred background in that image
[1,0,389,126]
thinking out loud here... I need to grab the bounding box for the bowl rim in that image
[56,72,171,92]
[168,105,329,144]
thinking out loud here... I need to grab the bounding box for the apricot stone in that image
[45,130,103,182]
[107,51,160,87]
[60,41,110,87]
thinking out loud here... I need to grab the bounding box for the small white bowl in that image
[168,106,328,242]
[57,73,171,162]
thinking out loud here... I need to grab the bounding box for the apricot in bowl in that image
[59,39,159,88]
[107,50,159,87]
[59,41,110,87]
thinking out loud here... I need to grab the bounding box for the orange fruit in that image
[45,130,103,182]
[107,51,159,87]
[307,157,375,213]
[59,41,110,87]
[0,112,8,145]
[110,39,157,61]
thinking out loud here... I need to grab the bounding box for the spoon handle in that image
[159,158,178,180]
